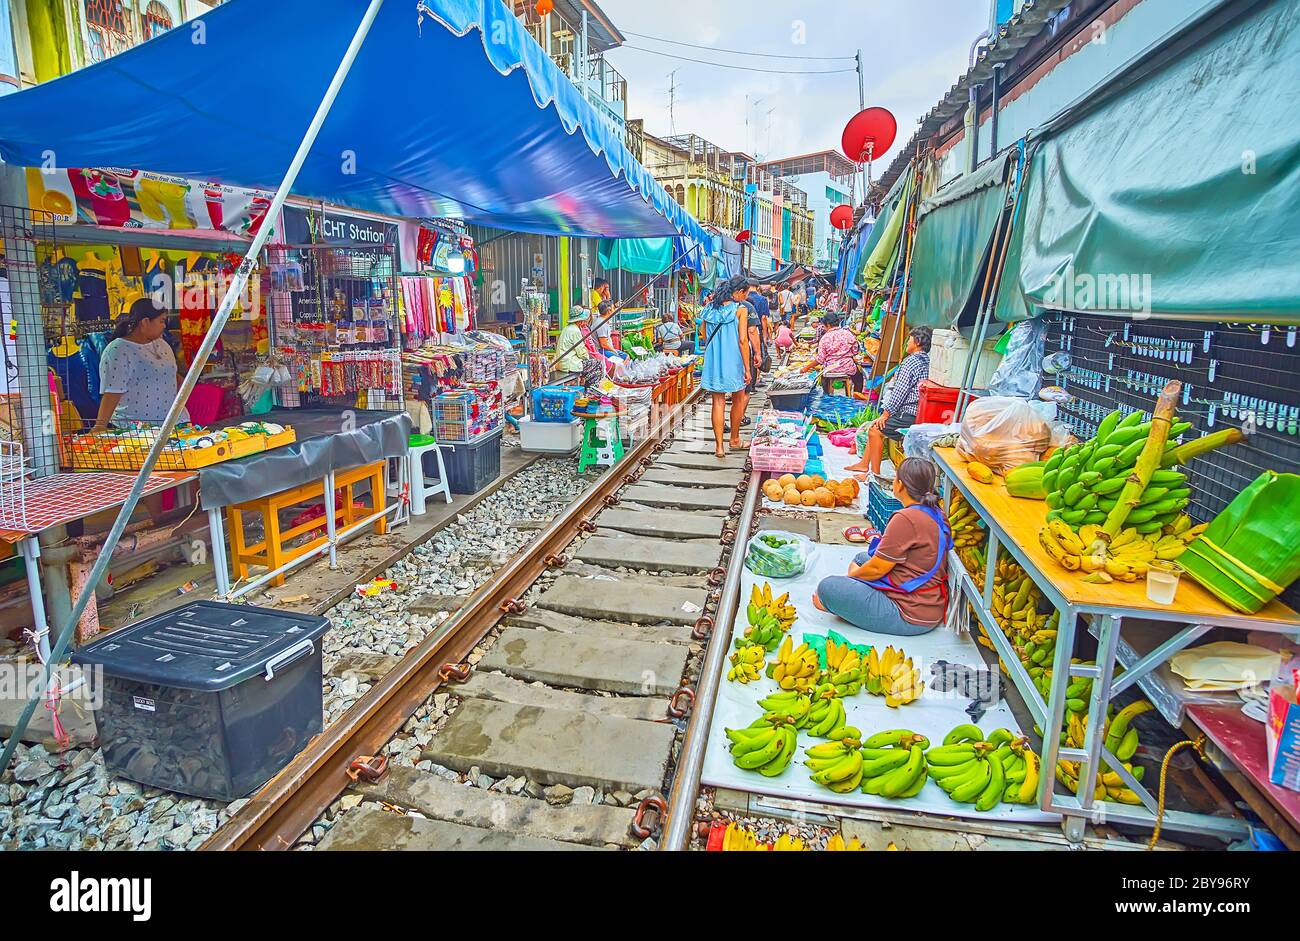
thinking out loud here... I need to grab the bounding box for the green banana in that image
[975,751,1006,811]
[942,724,985,746]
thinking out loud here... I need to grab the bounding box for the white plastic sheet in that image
[703,543,1055,824]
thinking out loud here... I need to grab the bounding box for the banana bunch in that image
[741,583,798,651]
[803,685,861,738]
[824,637,866,696]
[1053,700,1151,804]
[765,636,821,692]
[825,833,864,851]
[948,490,986,549]
[719,821,768,851]
[726,643,766,684]
[864,645,923,707]
[725,715,799,777]
[988,730,1041,805]
[773,833,805,851]
[756,690,812,725]
[860,729,930,799]
[804,737,867,793]
[924,724,1007,812]
[1042,409,1193,531]
[1041,517,1207,581]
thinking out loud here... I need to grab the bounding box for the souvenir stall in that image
[30,168,283,472]
[398,222,511,496]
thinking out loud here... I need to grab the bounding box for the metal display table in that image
[933,447,1300,843]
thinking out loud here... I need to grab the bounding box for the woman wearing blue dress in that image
[698,278,758,458]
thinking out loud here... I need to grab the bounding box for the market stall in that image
[700,542,1053,823]
[934,445,1300,842]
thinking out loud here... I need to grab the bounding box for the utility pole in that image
[667,69,679,135]
[856,49,866,109]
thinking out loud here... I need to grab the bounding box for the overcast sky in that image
[601,0,992,166]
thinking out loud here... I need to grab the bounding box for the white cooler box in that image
[929,329,1003,389]
[520,418,583,454]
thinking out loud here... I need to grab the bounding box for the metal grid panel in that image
[263,242,403,411]
[1047,313,1300,609]
[0,471,191,541]
[1,202,61,477]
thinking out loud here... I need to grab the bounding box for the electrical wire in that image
[619,44,857,75]
[621,28,857,61]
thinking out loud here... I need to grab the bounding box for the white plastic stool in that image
[408,438,452,515]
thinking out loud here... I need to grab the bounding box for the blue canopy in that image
[0,0,713,245]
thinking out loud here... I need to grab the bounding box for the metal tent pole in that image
[0,0,387,778]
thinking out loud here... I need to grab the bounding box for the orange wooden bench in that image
[224,459,387,586]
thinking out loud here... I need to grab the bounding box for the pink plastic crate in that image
[749,442,808,473]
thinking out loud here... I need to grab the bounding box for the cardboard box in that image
[1267,660,1300,791]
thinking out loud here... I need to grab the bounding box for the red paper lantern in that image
[829,204,854,230]
[535,0,553,15]
[735,229,752,243]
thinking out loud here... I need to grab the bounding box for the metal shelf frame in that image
[935,463,1294,845]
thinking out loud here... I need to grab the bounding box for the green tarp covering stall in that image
[904,153,1010,328]
[995,0,1300,324]
[857,167,913,291]
[598,237,675,275]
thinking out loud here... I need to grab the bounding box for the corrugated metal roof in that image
[868,0,1073,202]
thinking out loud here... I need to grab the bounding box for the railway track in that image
[205,389,762,851]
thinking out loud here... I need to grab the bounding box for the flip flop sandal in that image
[843,526,868,544]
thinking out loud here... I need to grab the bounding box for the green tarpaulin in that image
[905,153,1010,328]
[598,237,674,275]
[996,0,1300,324]
[858,167,914,290]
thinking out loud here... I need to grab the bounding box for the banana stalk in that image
[1161,427,1245,468]
[1102,381,1181,540]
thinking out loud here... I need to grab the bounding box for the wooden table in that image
[933,447,1300,843]
[1187,703,1300,850]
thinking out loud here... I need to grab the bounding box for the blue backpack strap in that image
[861,504,952,594]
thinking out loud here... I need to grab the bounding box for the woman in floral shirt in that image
[801,312,862,395]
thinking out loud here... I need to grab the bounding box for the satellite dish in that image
[841,107,897,165]
[735,229,752,243]
[830,204,855,230]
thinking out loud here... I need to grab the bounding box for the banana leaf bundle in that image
[1182,472,1300,613]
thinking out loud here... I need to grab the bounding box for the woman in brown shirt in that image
[812,458,952,635]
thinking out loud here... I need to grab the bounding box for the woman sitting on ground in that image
[812,458,951,636]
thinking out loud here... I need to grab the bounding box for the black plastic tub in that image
[71,601,330,801]
[441,428,503,494]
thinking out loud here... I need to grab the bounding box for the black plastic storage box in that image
[767,389,811,413]
[442,427,503,494]
[71,601,330,801]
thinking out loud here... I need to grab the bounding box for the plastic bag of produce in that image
[904,422,962,462]
[744,530,811,579]
[956,396,1052,474]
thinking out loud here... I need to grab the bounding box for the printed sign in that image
[26,167,275,236]
[281,206,397,248]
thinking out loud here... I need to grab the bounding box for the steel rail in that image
[660,469,761,850]
[203,386,701,851]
